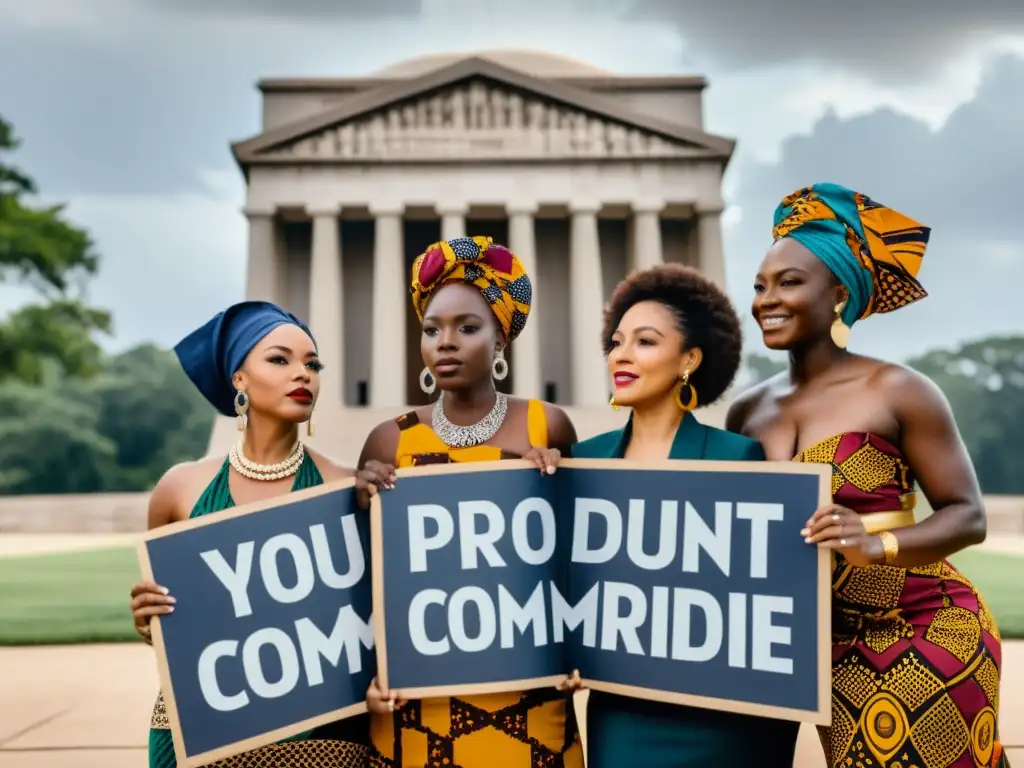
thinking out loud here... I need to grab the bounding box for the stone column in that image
[507,205,541,399]
[696,205,727,291]
[243,207,280,302]
[439,206,466,241]
[308,206,344,405]
[370,206,407,407]
[632,203,664,272]
[569,205,608,406]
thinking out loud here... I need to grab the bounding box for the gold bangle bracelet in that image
[878,531,899,565]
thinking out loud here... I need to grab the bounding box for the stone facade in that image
[212,50,739,463]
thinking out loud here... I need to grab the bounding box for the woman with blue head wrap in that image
[129,301,386,768]
[728,184,1009,768]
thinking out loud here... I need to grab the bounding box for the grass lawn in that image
[0,545,1022,645]
[0,546,141,645]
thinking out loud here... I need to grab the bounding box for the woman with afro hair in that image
[569,263,800,767]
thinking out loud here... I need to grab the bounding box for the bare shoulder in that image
[305,447,356,482]
[358,418,402,469]
[149,456,224,527]
[725,374,782,435]
[539,400,577,449]
[868,360,950,415]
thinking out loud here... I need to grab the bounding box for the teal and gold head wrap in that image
[772,182,931,327]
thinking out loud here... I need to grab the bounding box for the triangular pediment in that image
[232,58,734,165]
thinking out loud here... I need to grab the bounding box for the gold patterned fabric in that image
[796,432,1009,768]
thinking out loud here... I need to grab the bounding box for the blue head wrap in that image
[772,182,930,327]
[174,301,316,417]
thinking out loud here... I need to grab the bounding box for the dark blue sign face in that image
[556,466,821,713]
[144,486,374,760]
[377,468,568,690]
[376,463,823,717]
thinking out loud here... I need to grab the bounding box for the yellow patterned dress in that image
[368,399,584,768]
[796,432,1008,768]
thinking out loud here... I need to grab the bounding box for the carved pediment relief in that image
[255,79,706,162]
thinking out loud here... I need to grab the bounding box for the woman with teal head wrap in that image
[768,181,929,340]
[728,186,1009,768]
[129,301,381,768]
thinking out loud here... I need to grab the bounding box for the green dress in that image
[147,455,369,768]
[571,413,800,768]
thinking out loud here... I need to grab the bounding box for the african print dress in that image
[147,455,369,768]
[368,400,584,768]
[796,432,1009,768]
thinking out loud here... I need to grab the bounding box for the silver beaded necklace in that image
[431,390,508,448]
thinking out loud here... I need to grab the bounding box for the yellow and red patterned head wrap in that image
[410,235,532,341]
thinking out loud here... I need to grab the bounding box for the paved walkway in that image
[0,642,1020,767]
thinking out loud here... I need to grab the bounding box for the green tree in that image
[908,335,1024,494]
[0,115,111,384]
[0,345,214,495]
[82,344,214,490]
[743,353,787,385]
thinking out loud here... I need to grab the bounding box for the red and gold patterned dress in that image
[368,400,583,768]
[796,432,1009,768]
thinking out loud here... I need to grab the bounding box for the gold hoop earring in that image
[234,389,249,431]
[675,373,698,412]
[609,394,620,412]
[830,300,850,349]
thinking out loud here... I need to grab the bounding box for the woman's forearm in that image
[869,505,986,567]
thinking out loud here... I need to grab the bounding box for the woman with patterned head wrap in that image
[356,235,583,768]
[728,183,1009,768]
[130,300,389,768]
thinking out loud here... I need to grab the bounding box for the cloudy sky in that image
[1,0,1022,363]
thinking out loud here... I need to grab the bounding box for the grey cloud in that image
[724,54,1024,362]
[626,0,1024,80]
[0,2,424,198]
[141,0,424,19]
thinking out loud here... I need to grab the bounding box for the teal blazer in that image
[571,410,765,462]
[570,411,798,768]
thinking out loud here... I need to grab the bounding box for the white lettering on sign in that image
[200,514,365,619]
[396,490,796,677]
[403,580,794,673]
[195,607,374,711]
[407,497,557,573]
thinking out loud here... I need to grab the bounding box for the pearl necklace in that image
[229,440,305,481]
[431,391,508,448]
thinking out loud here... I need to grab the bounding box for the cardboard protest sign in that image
[138,481,374,767]
[371,459,831,725]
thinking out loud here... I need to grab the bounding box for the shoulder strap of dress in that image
[190,457,232,518]
[527,399,548,449]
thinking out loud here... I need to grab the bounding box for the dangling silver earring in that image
[492,350,508,381]
[419,367,436,395]
[234,389,249,431]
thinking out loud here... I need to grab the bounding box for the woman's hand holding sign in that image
[367,677,406,714]
[801,503,879,567]
[356,460,397,509]
[557,669,584,693]
[523,447,561,475]
[130,580,175,644]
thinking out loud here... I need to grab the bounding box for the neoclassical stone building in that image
[211,50,735,462]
